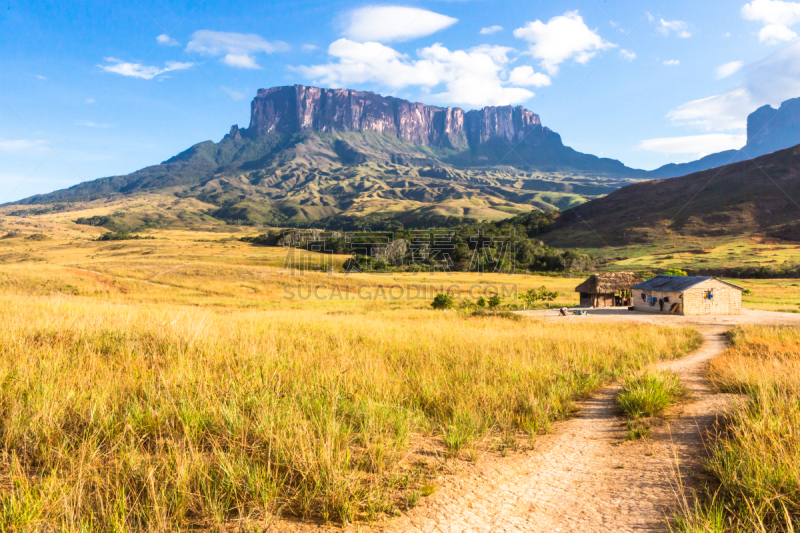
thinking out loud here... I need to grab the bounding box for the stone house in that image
[632,275,744,316]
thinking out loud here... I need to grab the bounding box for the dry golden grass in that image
[0,295,701,530]
[674,326,800,533]
[0,223,708,530]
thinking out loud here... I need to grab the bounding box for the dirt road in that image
[372,310,800,533]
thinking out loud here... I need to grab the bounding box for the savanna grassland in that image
[0,217,709,531]
[676,326,800,533]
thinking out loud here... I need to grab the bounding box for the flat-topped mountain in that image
[11,85,647,228]
[652,96,800,178]
[243,85,549,150]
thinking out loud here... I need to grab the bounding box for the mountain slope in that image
[543,142,800,247]
[11,85,648,227]
[651,96,800,178]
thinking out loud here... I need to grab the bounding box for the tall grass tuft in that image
[674,326,800,532]
[617,370,687,419]
[0,295,700,530]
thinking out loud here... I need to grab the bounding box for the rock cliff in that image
[244,85,556,150]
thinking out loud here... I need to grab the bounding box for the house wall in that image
[633,290,684,314]
[592,294,615,308]
[682,279,742,315]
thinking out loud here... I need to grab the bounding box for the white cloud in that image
[715,60,744,79]
[0,140,48,152]
[480,25,503,35]
[301,44,319,52]
[658,19,692,38]
[35,75,47,80]
[667,38,800,133]
[156,34,180,46]
[293,39,543,107]
[667,88,754,131]
[664,59,680,66]
[77,121,111,128]
[508,65,552,87]
[222,87,247,101]
[186,30,290,69]
[98,57,194,79]
[636,134,746,158]
[742,0,800,43]
[341,6,457,43]
[619,49,636,61]
[513,11,615,75]
[86,98,95,104]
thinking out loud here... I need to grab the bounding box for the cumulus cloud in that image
[636,134,746,158]
[156,34,180,46]
[664,59,680,66]
[513,11,615,75]
[480,25,503,35]
[742,0,800,43]
[293,39,548,107]
[658,19,692,38]
[98,57,194,79]
[0,140,48,152]
[715,60,744,79]
[619,49,637,61]
[507,65,552,87]
[186,30,290,69]
[341,6,457,43]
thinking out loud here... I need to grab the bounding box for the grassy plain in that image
[0,220,708,530]
[675,326,800,533]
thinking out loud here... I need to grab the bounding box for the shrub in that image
[664,268,688,276]
[476,296,487,308]
[617,370,686,419]
[431,294,455,309]
[487,295,501,309]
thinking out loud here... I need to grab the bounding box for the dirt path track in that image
[375,329,730,533]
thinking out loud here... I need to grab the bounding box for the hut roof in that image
[632,275,745,292]
[575,272,644,294]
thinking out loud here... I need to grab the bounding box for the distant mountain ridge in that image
[541,142,800,247]
[11,85,649,228]
[651,96,800,178]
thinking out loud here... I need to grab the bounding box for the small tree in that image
[431,294,455,310]
[522,286,560,308]
[488,294,502,309]
[476,296,487,308]
[664,268,688,276]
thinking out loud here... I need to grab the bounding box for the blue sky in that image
[3,0,800,202]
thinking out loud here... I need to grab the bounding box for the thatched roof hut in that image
[575,272,643,308]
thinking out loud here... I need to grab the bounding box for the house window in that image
[705,290,714,299]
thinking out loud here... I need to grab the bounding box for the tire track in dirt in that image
[374,329,731,533]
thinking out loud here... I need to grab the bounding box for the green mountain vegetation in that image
[12,129,644,230]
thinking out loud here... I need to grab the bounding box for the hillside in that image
[541,142,800,248]
[651,96,800,178]
[10,85,647,228]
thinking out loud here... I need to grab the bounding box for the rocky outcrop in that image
[244,85,555,151]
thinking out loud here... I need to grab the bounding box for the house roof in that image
[575,272,644,294]
[632,275,745,293]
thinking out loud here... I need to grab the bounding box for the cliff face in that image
[245,85,555,150]
[747,97,800,155]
